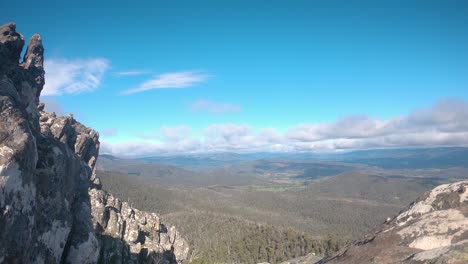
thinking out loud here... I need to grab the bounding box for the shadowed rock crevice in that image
[0,22,188,263]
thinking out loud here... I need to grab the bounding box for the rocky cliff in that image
[0,22,188,264]
[319,180,468,264]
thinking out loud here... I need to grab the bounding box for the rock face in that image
[321,180,468,264]
[0,22,188,263]
[88,189,189,263]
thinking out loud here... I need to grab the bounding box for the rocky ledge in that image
[321,180,468,264]
[0,22,188,263]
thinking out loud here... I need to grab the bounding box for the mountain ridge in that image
[102,146,468,170]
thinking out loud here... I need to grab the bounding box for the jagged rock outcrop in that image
[88,189,189,263]
[320,180,468,264]
[0,22,188,263]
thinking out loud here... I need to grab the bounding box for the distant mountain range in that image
[101,146,468,171]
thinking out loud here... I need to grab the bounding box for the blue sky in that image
[4,0,468,156]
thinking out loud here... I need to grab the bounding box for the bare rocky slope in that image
[0,22,188,264]
[310,180,468,264]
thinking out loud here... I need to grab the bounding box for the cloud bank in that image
[121,71,210,95]
[43,58,110,96]
[101,98,468,157]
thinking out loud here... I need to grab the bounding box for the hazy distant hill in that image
[98,154,259,186]
[101,146,468,171]
[321,147,468,169]
[98,147,468,187]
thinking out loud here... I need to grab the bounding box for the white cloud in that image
[203,124,255,151]
[100,141,166,157]
[121,70,210,95]
[287,115,388,142]
[403,98,468,133]
[105,141,199,157]
[100,98,468,157]
[287,98,468,145]
[190,99,241,114]
[115,70,150,76]
[43,58,110,96]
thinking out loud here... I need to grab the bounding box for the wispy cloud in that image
[100,98,468,156]
[43,58,110,96]
[115,70,150,76]
[190,99,241,114]
[120,70,210,95]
